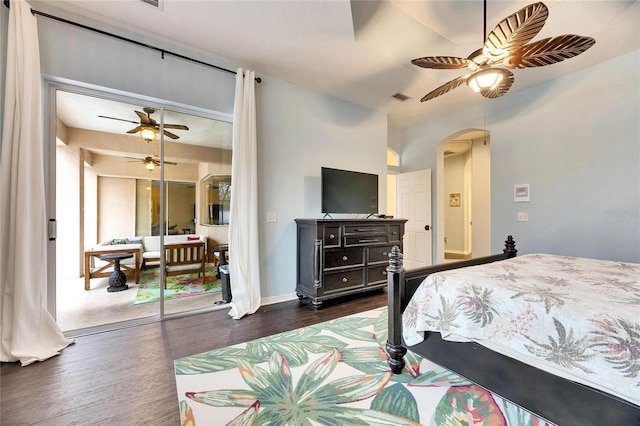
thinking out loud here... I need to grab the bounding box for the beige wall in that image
[84,160,98,248]
[135,180,152,236]
[91,153,200,182]
[56,141,82,279]
[98,177,137,241]
[202,225,229,246]
[66,127,230,164]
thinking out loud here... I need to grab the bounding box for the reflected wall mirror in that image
[50,81,234,334]
[201,174,231,226]
[54,88,233,280]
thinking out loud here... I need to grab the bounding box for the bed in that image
[385,236,640,426]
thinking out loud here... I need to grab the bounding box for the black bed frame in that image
[385,236,640,426]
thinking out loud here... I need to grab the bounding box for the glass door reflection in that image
[159,108,232,317]
[53,88,232,336]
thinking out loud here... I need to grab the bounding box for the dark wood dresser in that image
[295,218,407,307]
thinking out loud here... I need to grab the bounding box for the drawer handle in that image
[356,228,382,232]
[392,231,398,235]
[382,270,387,275]
[342,255,348,261]
[342,277,348,283]
[382,251,388,256]
[329,234,335,239]
[358,239,378,243]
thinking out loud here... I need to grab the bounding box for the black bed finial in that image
[503,235,517,257]
[388,245,403,272]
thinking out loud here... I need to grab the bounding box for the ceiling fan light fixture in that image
[412,2,595,102]
[140,127,156,142]
[467,68,507,93]
[145,160,155,171]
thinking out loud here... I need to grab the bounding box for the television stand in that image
[295,218,407,307]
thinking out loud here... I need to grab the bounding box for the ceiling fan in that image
[412,1,596,102]
[99,107,189,141]
[125,156,177,171]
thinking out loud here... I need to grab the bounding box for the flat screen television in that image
[321,167,378,215]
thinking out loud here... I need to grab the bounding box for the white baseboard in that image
[261,292,298,306]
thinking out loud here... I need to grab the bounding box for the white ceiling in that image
[44,0,639,129]
[56,91,233,149]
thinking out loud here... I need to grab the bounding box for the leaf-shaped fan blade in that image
[420,75,470,102]
[149,156,177,166]
[164,124,190,130]
[504,35,596,69]
[98,115,139,124]
[126,125,144,134]
[484,2,548,60]
[412,56,471,70]
[135,110,154,125]
[163,130,180,139]
[480,70,515,99]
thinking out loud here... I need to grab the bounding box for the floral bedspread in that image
[402,253,640,405]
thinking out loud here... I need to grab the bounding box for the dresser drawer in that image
[344,235,388,246]
[323,226,341,247]
[388,225,402,244]
[368,246,393,263]
[324,248,364,269]
[367,264,388,285]
[344,224,387,235]
[323,268,365,293]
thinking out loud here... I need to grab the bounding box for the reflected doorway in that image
[443,141,473,260]
[136,180,196,236]
[437,130,491,263]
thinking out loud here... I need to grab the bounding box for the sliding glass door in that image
[49,83,232,335]
[159,107,232,317]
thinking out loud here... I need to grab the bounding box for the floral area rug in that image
[134,263,221,304]
[174,307,553,426]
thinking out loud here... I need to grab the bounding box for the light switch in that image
[267,211,277,223]
[517,212,529,222]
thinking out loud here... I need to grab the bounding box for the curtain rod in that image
[2,0,261,83]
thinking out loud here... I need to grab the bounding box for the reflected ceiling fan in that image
[412,1,595,102]
[99,107,189,142]
[125,156,177,171]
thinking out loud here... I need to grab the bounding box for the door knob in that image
[424,225,430,231]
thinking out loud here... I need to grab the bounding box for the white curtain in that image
[0,0,73,365]
[228,68,261,319]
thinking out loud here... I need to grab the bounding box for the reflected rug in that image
[174,308,553,426]
[134,263,221,305]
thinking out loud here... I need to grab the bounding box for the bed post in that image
[503,235,517,258]
[386,245,407,374]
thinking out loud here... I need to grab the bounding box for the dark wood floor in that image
[0,291,386,425]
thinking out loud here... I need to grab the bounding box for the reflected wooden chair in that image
[164,241,206,289]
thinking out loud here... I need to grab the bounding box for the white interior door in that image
[396,169,432,269]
